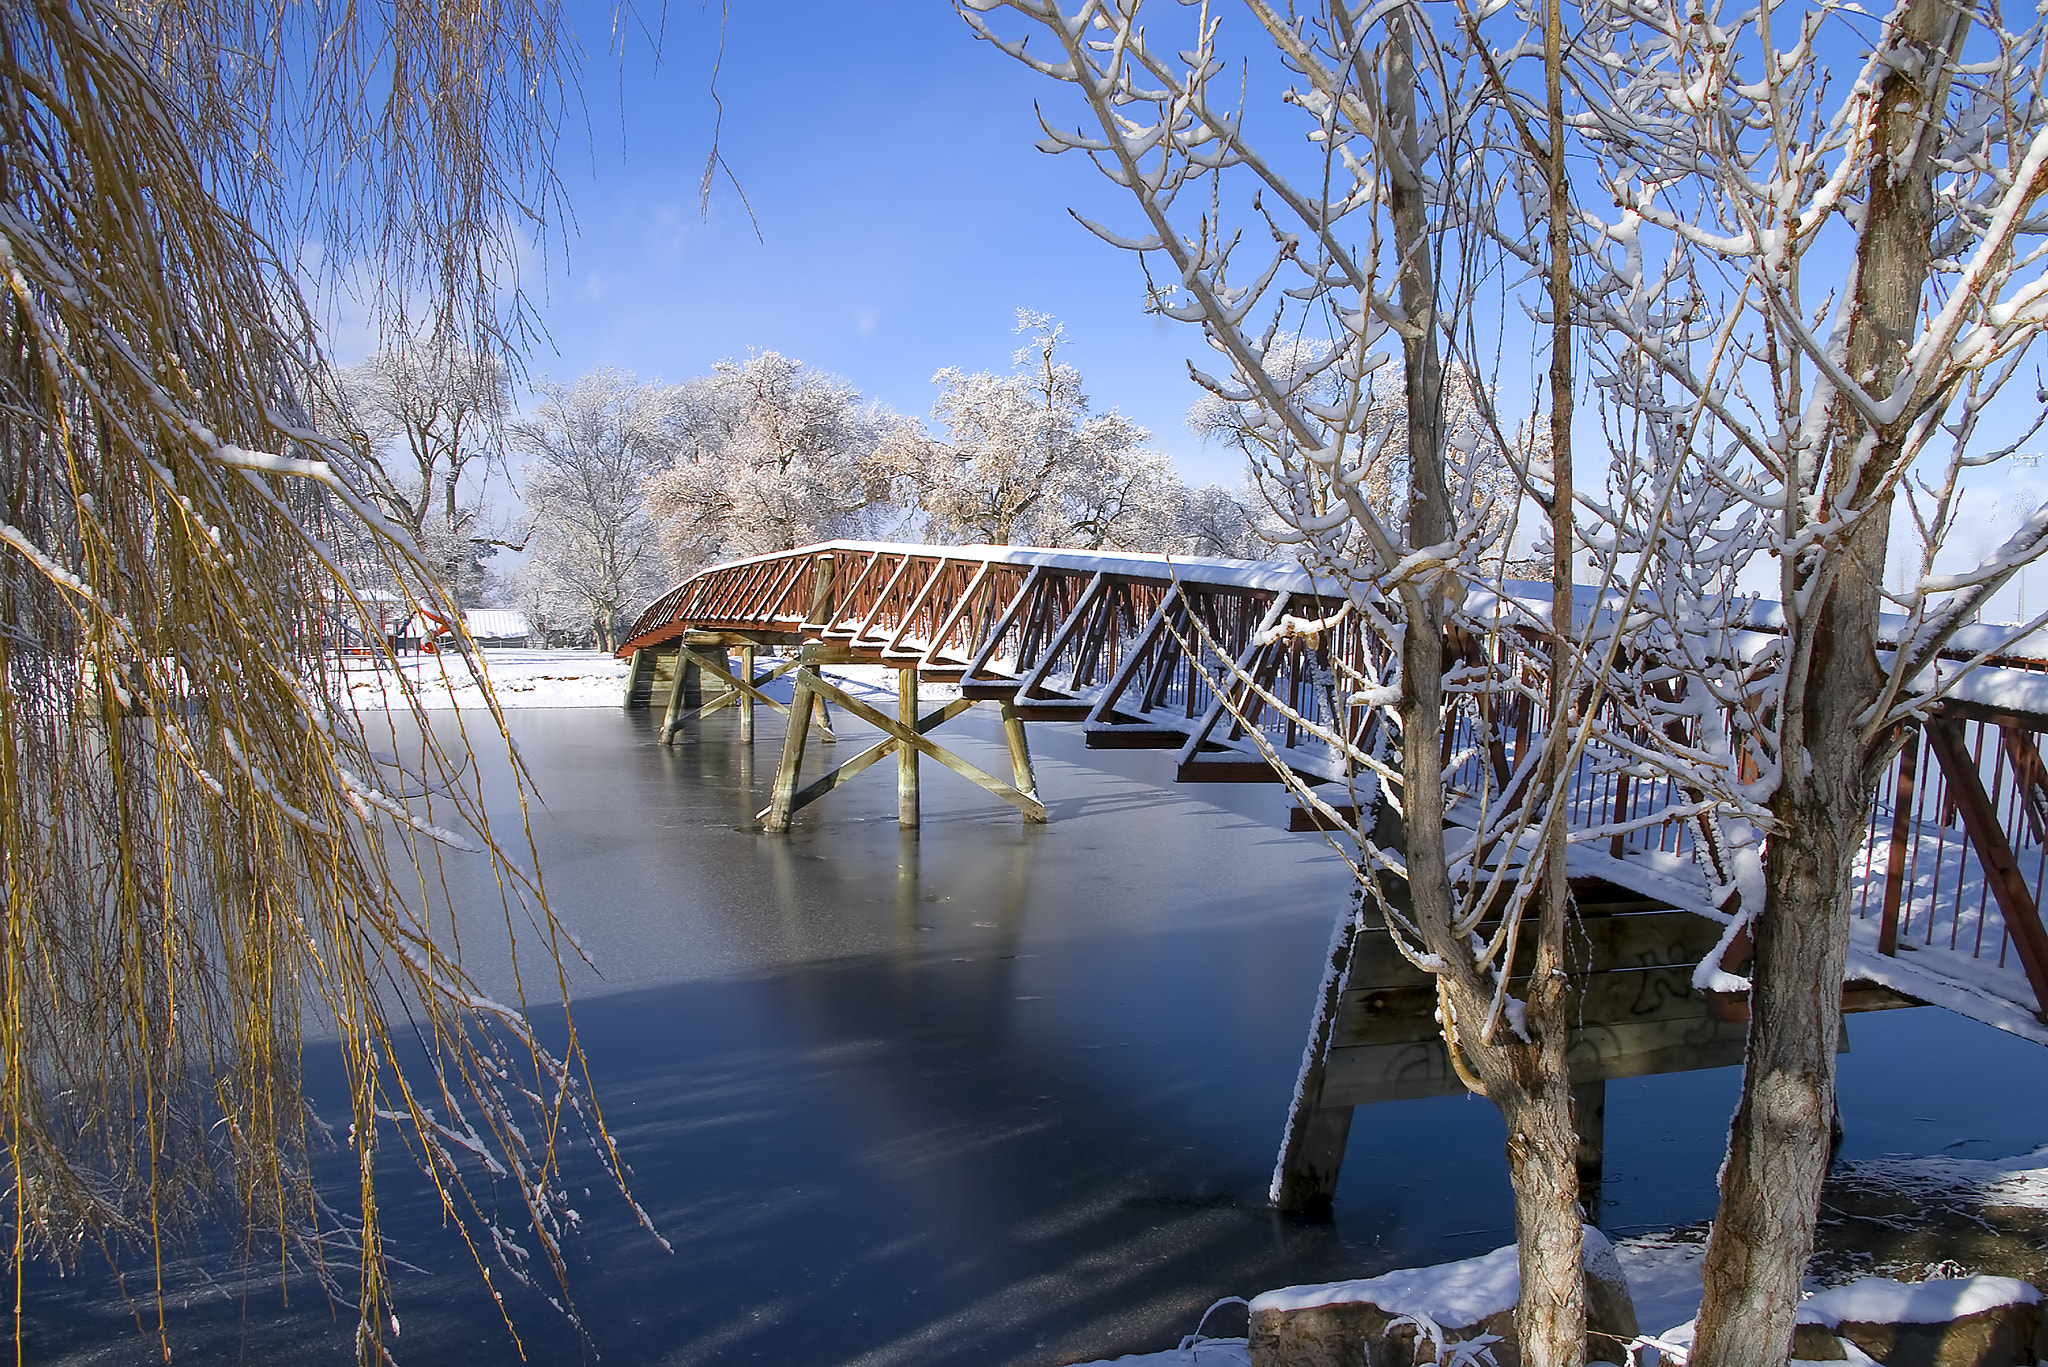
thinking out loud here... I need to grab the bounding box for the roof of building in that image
[464,609,530,639]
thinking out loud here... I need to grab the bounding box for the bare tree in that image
[1550,0,2048,1356]
[502,556,588,647]
[644,351,897,575]
[961,6,1598,1362]
[1158,480,1269,559]
[328,338,512,604]
[513,368,678,651]
[974,2,2048,1362]
[880,311,1168,546]
[1192,353,1533,567]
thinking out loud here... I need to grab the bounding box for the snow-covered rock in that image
[1245,1227,1638,1366]
[1789,1275,2044,1366]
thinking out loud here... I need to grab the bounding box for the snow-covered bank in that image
[340,648,632,710]
[337,650,955,712]
[1070,1143,2048,1365]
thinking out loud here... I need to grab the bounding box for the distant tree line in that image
[322,312,1553,653]
[325,312,1280,652]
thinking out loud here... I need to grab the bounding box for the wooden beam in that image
[899,668,921,829]
[664,649,831,742]
[622,647,653,709]
[882,556,952,655]
[847,553,916,643]
[1000,698,1038,809]
[917,558,992,667]
[1015,571,1106,699]
[961,564,1044,685]
[1924,716,2048,1020]
[1273,793,1398,1212]
[1878,724,1920,956]
[761,671,818,832]
[822,549,890,639]
[768,699,975,819]
[1999,720,2048,846]
[1318,1014,1762,1108]
[1170,592,1291,772]
[658,648,696,744]
[796,666,1046,822]
[739,644,755,744]
[804,553,838,632]
[1574,1078,1606,1215]
[1086,584,1182,726]
[1271,905,1367,1212]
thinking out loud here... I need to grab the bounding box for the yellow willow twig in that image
[0,4,646,1362]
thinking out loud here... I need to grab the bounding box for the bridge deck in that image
[620,541,2048,1040]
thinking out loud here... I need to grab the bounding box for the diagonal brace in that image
[788,669,1046,822]
[759,699,974,819]
[1926,716,2048,1021]
[665,648,833,742]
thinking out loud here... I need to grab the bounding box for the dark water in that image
[24,693,2048,1365]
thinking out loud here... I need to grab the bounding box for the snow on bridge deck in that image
[618,541,2048,1044]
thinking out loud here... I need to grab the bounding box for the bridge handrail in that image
[622,541,2048,674]
[618,540,2048,1028]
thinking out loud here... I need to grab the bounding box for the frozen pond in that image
[25,696,2048,1364]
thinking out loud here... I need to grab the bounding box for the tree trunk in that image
[1379,11,1585,1363]
[1691,2,1963,1360]
[1506,0,1593,1350]
[1492,1047,1588,1359]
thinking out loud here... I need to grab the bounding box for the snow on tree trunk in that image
[1693,0,1966,1358]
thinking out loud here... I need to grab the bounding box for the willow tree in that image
[0,1,643,1359]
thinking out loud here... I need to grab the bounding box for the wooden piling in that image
[790,669,1043,822]
[1574,1078,1606,1216]
[898,667,920,829]
[658,649,692,744]
[622,647,652,709]
[739,644,756,744]
[1000,698,1041,820]
[762,669,817,832]
[1272,862,1375,1213]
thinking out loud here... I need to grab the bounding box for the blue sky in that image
[331,0,2048,621]
[503,2,1249,486]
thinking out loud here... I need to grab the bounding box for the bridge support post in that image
[898,668,920,829]
[758,651,1043,829]
[1573,1078,1606,1217]
[660,649,702,744]
[1000,698,1039,812]
[739,645,756,744]
[1274,1104,1356,1213]
[762,669,818,833]
[622,647,653,709]
[1272,892,1365,1212]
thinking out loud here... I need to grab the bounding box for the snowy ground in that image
[1073,1144,2048,1366]
[339,648,633,710]
[337,649,950,713]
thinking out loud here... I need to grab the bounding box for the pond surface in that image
[26,694,2048,1365]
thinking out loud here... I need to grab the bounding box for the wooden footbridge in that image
[616,540,2048,1205]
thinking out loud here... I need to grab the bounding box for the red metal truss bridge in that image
[614,540,2048,1069]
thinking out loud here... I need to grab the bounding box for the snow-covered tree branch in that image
[512,368,678,652]
[961,4,1615,1362]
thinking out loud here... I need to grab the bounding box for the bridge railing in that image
[621,542,2048,1023]
[1850,702,2048,1016]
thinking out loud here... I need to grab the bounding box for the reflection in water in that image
[20,701,2045,1366]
